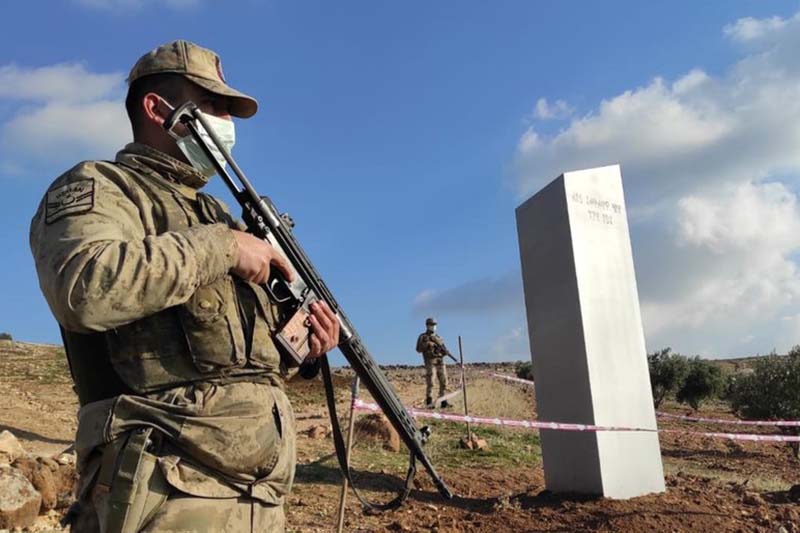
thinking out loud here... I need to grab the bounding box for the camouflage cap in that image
[128,40,258,118]
[426,317,437,326]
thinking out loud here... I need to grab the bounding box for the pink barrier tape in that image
[656,411,800,427]
[352,400,800,443]
[488,372,535,386]
[660,430,800,443]
[353,399,654,434]
[488,372,800,429]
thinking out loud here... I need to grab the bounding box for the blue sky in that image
[2,1,800,364]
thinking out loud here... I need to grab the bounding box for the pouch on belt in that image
[95,427,170,533]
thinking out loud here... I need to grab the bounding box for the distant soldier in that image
[416,317,450,408]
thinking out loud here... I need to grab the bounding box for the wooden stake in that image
[458,336,471,441]
[336,376,360,533]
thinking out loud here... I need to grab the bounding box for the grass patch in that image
[295,383,542,490]
[296,374,542,482]
[295,421,541,492]
[306,418,542,475]
[461,377,537,421]
[337,376,541,472]
[422,420,541,469]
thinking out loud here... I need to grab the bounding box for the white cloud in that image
[512,72,756,206]
[490,326,530,361]
[510,10,800,357]
[412,272,523,317]
[0,64,122,103]
[642,181,800,336]
[724,15,787,43]
[677,181,800,253]
[412,289,437,308]
[0,63,130,172]
[513,12,800,209]
[777,314,800,351]
[671,68,710,95]
[531,98,574,121]
[3,101,129,158]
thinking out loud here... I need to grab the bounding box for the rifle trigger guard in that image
[265,277,293,305]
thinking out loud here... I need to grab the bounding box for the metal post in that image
[458,336,471,442]
[336,376,360,533]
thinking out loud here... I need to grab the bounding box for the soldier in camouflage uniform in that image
[29,40,340,532]
[415,317,449,408]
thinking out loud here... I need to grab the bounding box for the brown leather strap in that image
[321,356,415,512]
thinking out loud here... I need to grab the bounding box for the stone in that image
[10,456,75,512]
[0,432,24,465]
[306,425,329,440]
[11,457,56,511]
[459,432,489,451]
[725,440,746,455]
[354,414,401,453]
[743,492,766,506]
[55,453,76,466]
[38,456,59,471]
[0,466,41,529]
[516,165,665,499]
[387,519,412,531]
[51,462,77,510]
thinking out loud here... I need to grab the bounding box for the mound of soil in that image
[354,414,401,453]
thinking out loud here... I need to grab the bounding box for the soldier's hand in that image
[308,300,340,358]
[231,230,295,284]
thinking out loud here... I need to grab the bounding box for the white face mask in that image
[164,99,236,178]
[427,325,437,333]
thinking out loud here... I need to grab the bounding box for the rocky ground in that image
[1,340,799,532]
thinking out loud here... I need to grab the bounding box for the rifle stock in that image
[164,102,453,506]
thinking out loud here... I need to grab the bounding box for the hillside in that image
[2,340,800,531]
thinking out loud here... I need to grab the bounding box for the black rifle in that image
[426,336,459,364]
[434,344,459,364]
[164,103,453,510]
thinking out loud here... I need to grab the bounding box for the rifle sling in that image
[321,356,416,512]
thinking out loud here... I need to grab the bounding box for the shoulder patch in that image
[45,179,95,224]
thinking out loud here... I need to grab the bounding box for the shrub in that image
[516,361,534,381]
[728,348,800,457]
[729,349,800,421]
[722,372,740,401]
[675,357,725,410]
[647,348,689,408]
[0,332,11,341]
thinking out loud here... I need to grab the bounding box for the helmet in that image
[425,317,437,326]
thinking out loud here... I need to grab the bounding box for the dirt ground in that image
[2,340,800,532]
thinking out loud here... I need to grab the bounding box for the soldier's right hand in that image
[231,230,295,284]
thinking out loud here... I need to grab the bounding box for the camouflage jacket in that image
[29,143,295,504]
[416,331,448,359]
